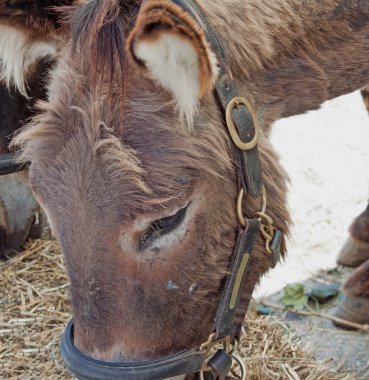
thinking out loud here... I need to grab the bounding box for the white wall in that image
[256,90,369,298]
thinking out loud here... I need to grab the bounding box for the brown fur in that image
[361,86,369,111]
[71,0,141,94]
[349,203,369,244]
[344,259,369,298]
[5,0,369,364]
[0,0,76,34]
[0,0,78,48]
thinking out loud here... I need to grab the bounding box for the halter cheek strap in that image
[173,0,282,342]
[61,1,283,379]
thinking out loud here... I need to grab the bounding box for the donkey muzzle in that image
[61,320,206,380]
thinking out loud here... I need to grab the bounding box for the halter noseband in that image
[61,1,283,379]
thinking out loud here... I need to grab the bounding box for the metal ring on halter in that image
[237,185,267,227]
[225,97,260,151]
[231,353,247,380]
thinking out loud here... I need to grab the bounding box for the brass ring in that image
[237,185,267,228]
[231,353,247,380]
[226,97,259,151]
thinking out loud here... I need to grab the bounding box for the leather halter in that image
[0,153,26,176]
[61,1,283,379]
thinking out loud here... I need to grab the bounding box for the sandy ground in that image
[255,90,369,298]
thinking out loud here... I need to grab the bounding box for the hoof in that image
[333,292,369,328]
[336,236,369,267]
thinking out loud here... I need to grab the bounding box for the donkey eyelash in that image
[139,205,189,250]
[150,207,187,231]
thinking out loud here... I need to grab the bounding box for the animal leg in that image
[333,258,369,326]
[337,87,369,267]
[337,203,369,267]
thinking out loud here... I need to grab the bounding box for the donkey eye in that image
[139,205,188,250]
[151,205,187,234]
[151,207,187,231]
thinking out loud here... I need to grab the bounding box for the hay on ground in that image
[0,239,352,379]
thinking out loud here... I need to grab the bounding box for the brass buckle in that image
[225,97,259,151]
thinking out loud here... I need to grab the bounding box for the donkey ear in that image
[127,1,219,124]
[0,0,77,95]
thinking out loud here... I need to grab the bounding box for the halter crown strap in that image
[170,1,283,376]
[172,0,263,197]
[171,0,270,342]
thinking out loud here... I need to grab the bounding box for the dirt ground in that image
[256,90,369,298]
[260,267,369,379]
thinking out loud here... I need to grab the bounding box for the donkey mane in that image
[71,0,140,92]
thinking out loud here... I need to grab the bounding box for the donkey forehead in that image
[27,84,230,220]
[30,122,194,214]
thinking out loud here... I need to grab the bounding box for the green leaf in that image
[280,283,308,310]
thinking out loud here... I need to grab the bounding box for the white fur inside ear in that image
[0,25,57,96]
[135,34,204,125]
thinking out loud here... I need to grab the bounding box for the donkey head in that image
[2,0,289,367]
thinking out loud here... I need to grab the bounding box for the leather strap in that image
[61,321,205,380]
[0,153,27,176]
[172,0,263,197]
[270,230,283,269]
[208,350,233,380]
[214,220,260,339]
[170,0,267,344]
[215,76,262,197]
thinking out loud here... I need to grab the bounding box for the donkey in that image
[1,0,369,379]
[0,59,51,256]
